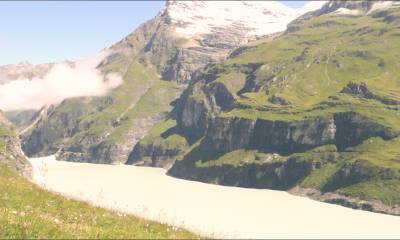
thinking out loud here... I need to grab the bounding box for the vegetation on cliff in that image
[157,7,400,213]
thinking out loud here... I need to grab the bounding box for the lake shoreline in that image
[28,155,400,239]
[289,186,400,216]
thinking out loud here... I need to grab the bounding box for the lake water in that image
[29,155,400,239]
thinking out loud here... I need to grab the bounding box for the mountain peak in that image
[17,60,31,66]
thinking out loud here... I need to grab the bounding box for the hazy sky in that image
[0,1,309,65]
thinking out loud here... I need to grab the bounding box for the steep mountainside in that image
[20,1,323,164]
[128,2,400,214]
[0,112,30,176]
[5,110,37,128]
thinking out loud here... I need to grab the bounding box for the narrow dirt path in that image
[19,105,49,136]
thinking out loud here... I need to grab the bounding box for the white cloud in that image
[0,52,122,111]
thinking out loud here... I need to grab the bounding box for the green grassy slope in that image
[210,9,400,129]
[63,61,160,150]
[292,137,400,205]
[127,118,189,167]
[0,163,197,239]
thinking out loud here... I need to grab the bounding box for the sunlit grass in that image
[0,163,198,239]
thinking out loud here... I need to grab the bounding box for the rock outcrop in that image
[169,156,314,190]
[0,112,30,177]
[127,138,187,168]
[341,82,400,105]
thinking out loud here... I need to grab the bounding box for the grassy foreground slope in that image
[0,113,197,238]
[0,164,196,239]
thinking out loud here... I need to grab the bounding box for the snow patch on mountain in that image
[317,1,399,17]
[165,1,326,38]
[333,8,362,16]
[368,1,398,14]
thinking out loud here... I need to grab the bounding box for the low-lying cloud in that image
[0,52,122,112]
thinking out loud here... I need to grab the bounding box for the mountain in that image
[18,0,323,164]
[0,61,53,85]
[105,0,324,85]
[127,0,400,169]
[135,1,400,214]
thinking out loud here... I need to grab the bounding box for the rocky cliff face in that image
[169,156,315,190]
[169,110,397,171]
[127,137,187,168]
[21,101,90,157]
[178,85,397,151]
